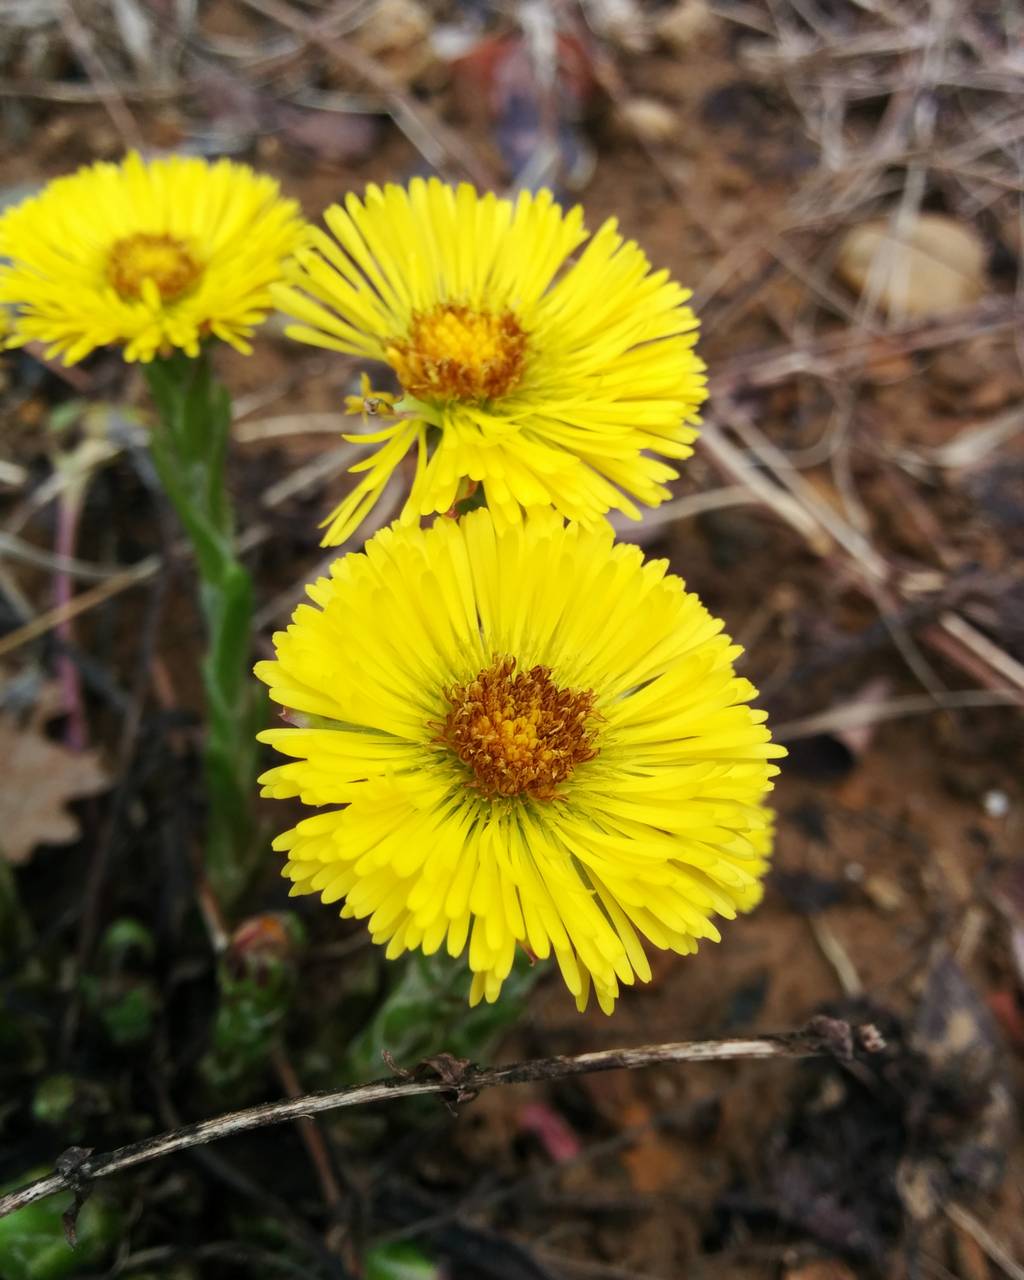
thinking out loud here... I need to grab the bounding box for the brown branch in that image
[0,1019,880,1221]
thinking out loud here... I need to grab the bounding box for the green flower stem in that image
[0,860,34,965]
[144,350,259,905]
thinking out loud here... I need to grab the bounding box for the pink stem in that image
[55,489,88,751]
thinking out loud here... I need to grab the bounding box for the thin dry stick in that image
[0,526,269,661]
[946,1203,1024,1280]
[0,79,179,103]
[694,418,832,554]
[922,404,1024,470]
[610,485,754,538]
[932,613,1024,695]
[712,300,1022,394]
[0,553,159,659]
[59,0,143,149]
[0,1021,879,1221]
[234,414,350,443]
[774,689,1021,739]
[239,0,492,186]
[718,401,890,581]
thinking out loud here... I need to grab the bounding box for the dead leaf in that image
[911,950,1001,1093]
[910,950,1013,1196]
[0,714,108,864]
[618,1100,685,1193]
[836,216,987,319]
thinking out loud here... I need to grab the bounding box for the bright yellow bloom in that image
[255,510,783,1014]
[273,179,707,544]
[0,152,304,364]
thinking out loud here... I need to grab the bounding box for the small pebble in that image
[983,789,1010,819]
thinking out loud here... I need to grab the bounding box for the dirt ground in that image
[1,1,1023,1278]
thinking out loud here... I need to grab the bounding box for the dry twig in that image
[774,689,1022,739]
[0,1020,880,1221]
[946,1203,1024,1280]
[238,0,492,185]
[59,0,143,148]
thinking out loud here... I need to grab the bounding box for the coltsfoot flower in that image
[274,179,707,544]
[256,510,783,1014]
[0,152,305,364]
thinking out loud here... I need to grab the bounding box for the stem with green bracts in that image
[143,350,260,905]
[345,947,541,1085]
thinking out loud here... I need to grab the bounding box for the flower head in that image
[256,510,783,1014]
[274,179,707,544]
[0,152,305,364]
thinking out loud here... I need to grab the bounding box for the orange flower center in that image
[387,304,527,402]
[439,656,598,800]
[107,233,201,302]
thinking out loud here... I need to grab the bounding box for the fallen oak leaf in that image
[0,713,109,865]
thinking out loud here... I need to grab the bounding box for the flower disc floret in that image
[273,178,707,544]
[0,151,305,364]
[389,304,528,402]
[439,655,598,799]
[107,232,201,302]
[256,510,784,1014]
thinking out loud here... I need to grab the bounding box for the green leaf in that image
[365,1242,439,1280]
[0,1180,121,1280]
[346,949,539,1082]
[201,913,306,1090]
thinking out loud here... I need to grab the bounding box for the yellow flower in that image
[274,179,707,544]
[0,152,305,365]
[255,510,783,1014]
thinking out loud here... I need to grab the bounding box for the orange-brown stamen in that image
[107,232,201,302]
[387,303,527,402]
[438,656,598,800]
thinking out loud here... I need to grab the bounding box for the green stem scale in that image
[144,351,259,904]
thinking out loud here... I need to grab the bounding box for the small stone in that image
[353,0,435,78]
[836,215,986,319]
[983,789,1010,819]
[355,0,430,55]
[862,874,906,913]
[656,0,714,49]
[619,97,679,144]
